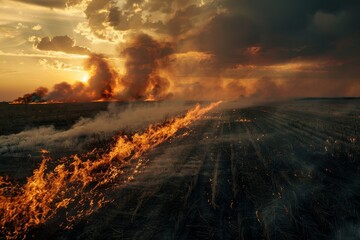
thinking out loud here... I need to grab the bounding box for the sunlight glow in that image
[81,73,89,83]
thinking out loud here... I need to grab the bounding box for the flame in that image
[0,101,221,239]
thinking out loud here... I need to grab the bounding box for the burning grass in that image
[0,102,221,239]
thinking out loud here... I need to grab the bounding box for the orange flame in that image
[0,101,221,239]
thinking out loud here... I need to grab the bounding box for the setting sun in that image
[81,73,89,83]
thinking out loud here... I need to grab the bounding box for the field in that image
[0,99,359,239]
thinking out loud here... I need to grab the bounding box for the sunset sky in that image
[0,0,359,101]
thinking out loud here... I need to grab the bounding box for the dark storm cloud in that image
[182,0,360,67]
[105,6,148,31]
[79,0,165,38]
[182,13,260,67]
[83,0,111,37]
[64,0,360,65]
[13,0,66,8]
[167,0,359,99]
[36,36,91,55]
[67,0,208,40]
[76,0,359,66]
[164,4,207,37]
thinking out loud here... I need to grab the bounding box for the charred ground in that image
[0,102,110,135]
[1,99,360,240]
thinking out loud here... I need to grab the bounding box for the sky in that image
[0,0,359,102]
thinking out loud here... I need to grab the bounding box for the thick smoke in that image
[13,54,117,103]
[119,34,174,101]
[12,87,48,104]
[46,53,117,102]
[13,34,174,103]
[0,101,190,155]
[46,82,89,102]
[85,54,117,100]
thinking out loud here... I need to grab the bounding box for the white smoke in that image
[0,101,191,155]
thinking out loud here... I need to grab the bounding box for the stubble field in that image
[0,99,359,239]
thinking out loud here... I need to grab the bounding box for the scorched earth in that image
[0,99,359,240]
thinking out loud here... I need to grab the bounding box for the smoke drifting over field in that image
[0,101,190,154]
[119,34,173,101]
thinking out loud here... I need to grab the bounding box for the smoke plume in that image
[46,82,89,102]
[12,34,175,103]
[12,87,48,104]
[13,54,118,103]
[85,54,117,100]
[119,34,174,101]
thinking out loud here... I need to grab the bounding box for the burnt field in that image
[0,102,130,136]
[1,99,360,239]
